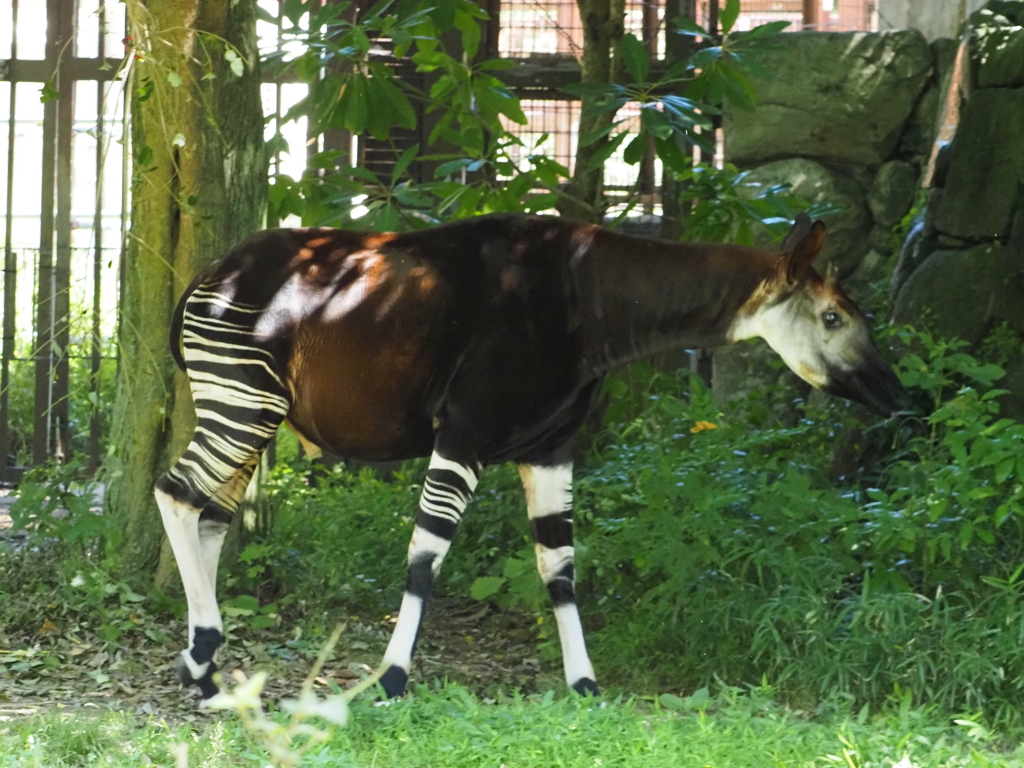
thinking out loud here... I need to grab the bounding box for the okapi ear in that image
[779,211,813,253]
[781,219,826,283]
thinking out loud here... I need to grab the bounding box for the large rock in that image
[932,87,1024,241]
[724,30,933,167]
[868,160,918,228]
[891,243,1024,344]
[970,3,1024,87]
[743,158,870,276]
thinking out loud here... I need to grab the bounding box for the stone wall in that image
[878,0,986,41]
[890,1,1024,416]
[711,2,1024,416]
[715,27,946,408]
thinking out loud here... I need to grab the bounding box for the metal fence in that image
[0,0,128,482]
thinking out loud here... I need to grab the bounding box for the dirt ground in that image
[0,593,560,722]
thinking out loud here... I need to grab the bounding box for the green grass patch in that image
[1,685,1021,767]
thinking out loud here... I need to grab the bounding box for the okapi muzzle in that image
[821,341,906,416]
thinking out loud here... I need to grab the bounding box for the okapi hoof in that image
[571,677,600,696]
[378,665,409,699]
[175,653,221,701]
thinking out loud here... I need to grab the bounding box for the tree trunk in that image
[558,0,625,223]
[107,0,267,586]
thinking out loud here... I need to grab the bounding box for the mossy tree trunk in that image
[107,0,267,586]
[558,0,625,223]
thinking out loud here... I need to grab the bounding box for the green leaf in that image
[658,693,687,710]
[166,72,182,88]
[619,33,649,83]
[454,9,481,60]
[391,144,420,183]
[470,576,506,601]
[623,134,646,165]
[579,118,624,148]
[560,82,622,97]
[226,594,260,614]
[736,20,791,41]
[673,15,710,38]
[250,615,277,629]
[640,108,673,140]
[586,131,629,171]
[719,0,741,34]
[343,75,369,135]
[478,58,518,71]
[293,51,321,84]
[225,49,245,78]
[40,80,59,103]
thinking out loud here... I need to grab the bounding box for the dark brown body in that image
[177,214,778,467]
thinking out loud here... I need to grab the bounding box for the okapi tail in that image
[169,267,216,372]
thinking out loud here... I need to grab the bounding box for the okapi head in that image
[730,215,906,415]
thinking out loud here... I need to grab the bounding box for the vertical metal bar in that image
[803,0,820,30]
[34,0,61,466]
[0,0,20,481]
[89,0,105,472]
[52,0,76,462]
[306,0,322,175]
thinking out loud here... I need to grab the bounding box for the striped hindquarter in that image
[156,287,291,703]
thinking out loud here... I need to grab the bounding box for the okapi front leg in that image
[518,463,598,695]
[379,451,481,697]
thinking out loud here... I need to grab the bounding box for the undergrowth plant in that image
[219,326,1024,729]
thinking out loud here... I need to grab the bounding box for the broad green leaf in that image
[561,81,622,97]
[736,19,791,41]
[619,33,649,83]
[659,693,687,710]
[293,51,321,84]
[454,9,481,60]
[579,118,625,148]
[673,15,710,37]
[719,0,740,34]
[623,134,646,165]
[640,108,673,140]
[470,576,506,601]
[250,615,276,629]
[586,131,629,171]
[391,144,420,183]
[343,75,369,135]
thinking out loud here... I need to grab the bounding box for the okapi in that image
[156,211,904,704]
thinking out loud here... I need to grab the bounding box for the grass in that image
[1,683,1022,768]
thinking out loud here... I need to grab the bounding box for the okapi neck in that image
[580,231,775,372]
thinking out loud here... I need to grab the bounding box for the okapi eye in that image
[822,310,842,330]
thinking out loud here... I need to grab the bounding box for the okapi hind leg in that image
[518,462,598,696]
[379,450,482,697]
[157,450,273,703]
[155,487,225,701]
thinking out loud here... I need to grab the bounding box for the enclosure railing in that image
[0,0,129,482]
